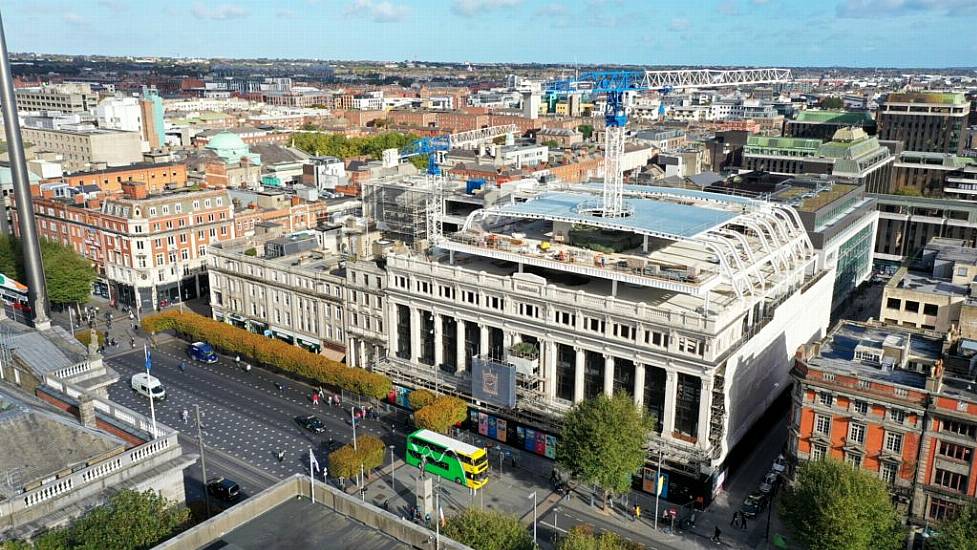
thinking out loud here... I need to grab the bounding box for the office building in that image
[890,151,975,196]
[374,184,834,503]
[873,195,977,263]
[20,126,143,172]
[879,238,977,333]
[784,110,877,141]
[14,83,98,113]
[877,92,970,155]
[743,128,894,193]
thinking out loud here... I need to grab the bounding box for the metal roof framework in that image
[641,68,793,90]
[438,189,814,301]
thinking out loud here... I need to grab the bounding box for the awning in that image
[321,348,345,362]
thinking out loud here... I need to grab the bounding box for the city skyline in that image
[3,0,977,68]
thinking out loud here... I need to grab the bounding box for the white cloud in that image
[191,3,249,20]
[535,3,569,16]
[345,0,409,22]
[837,0,977,18]
[669,17,690,30]
[451,0,522,17]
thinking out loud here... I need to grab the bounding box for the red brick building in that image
[789,320,977,535]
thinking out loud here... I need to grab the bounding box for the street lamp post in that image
[352,405,358,449]
[389,444,396,494]
[654,448,663,530]
[765,471,787,542]
[528,491,537,547]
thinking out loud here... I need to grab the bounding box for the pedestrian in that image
[277,449,285,462]
[275,382,284,393]
[312,392,320,406]
[130,336,135,348]
[235,354,240,365]
[383,499,389,511]
[179,361,187,373]
[739,513,747,530]
[245,363,251,373]
[182,409,189,425]
[635,505,641,522]
[712,526,722,544]
[730,511,739,527]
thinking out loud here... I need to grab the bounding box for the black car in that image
[295,415,325,433]
[207,477,241,502]
[741,492,768,519]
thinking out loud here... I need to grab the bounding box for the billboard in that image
[471,357,516,408]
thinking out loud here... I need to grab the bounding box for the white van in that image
[130,373,166,400]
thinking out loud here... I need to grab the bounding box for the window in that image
[929,498,961,521]
[394,276,408,289]
[886,298,901,310]
[815,414,831,435]
[417,280,431,294]
[586,317,606,333]
[819,392,833,407]
[647,331,668,348]
[810,444,826,461]
[613,323,635,340]
[857,379,872,390]
[933,468,968,492]
[192,200,200,210]
[175,203,182,213]
[678,337,701,355]
[554,310,576,327]
[923,303,939,316]
[849,423,865,444]
[937,441,974,462]
[487,296,503,310]
[904,301,919,313]
[880,462,898,484]
[518,303,539,318]
[884,432,903,454]
[149,207,157,216]
[845,452,862,469]
[853,401,869,415]
[438,285,454,300]
[889,408,906,424]
[942,419,977,439]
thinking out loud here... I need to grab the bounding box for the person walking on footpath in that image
[312,392,320,406]
[730,511,740,528]
[739,513,748,530]
[634,505,641,523]
[712,526,722,544]
[182,409,189,425]
[277,449,285,463]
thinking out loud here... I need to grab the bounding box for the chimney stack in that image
[78,393,97,429]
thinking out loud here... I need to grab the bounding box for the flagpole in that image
[310,447,315,503]
[145,344,157,438]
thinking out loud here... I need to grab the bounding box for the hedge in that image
[142,310,391,399]
[328,435,386,479]
[414,395,468,434]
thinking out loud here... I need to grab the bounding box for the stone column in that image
[545,341,558,399]
[603,355,615,397]
[359,340,368,368]
[348,338,357,368]
[573,348,585,403]
[433,313,444,368]
[633,363,646,407]
[410,307,421,363]
[698,376,714,448]
[663,371,678,437]
[455,318,466,374]
[389,304,400,360]
[479,325,489,359]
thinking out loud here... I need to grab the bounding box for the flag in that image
[657,473,665,496]
[309,447,320,473]
[144,345,152,371]
[439,505,445,528]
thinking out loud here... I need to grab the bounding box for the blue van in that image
[188,342,218,363]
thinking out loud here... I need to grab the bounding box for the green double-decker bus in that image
[405,429,489,489]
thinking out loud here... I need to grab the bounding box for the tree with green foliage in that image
[542,140,560,149]
[929,501,977,550]
[0,236,97,306]
[442,508,534,550]
[819,96,845,109]
[781,459,904,550]
[407,388,436,410]
[414,395,467,433]
[4,489,188,550]
[558,524,643,550]
[577,125,594,140]
[556,394,652,508]
[893,186,923,197]
[290,131,418,160]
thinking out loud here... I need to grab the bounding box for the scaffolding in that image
[363,176,439,247]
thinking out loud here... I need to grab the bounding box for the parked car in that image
[771,454,787,474]
[295,415,325,433]
[741,492,768,519]
[207,477,241,502]
[188,341,218,363]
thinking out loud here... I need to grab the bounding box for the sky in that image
[2,0,977,68]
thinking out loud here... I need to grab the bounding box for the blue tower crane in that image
[398,135,451,176]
